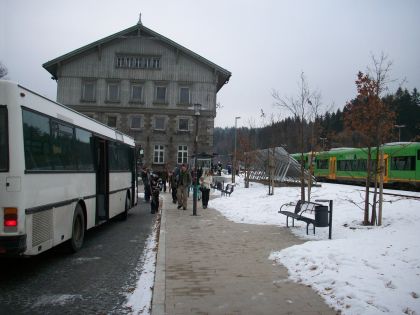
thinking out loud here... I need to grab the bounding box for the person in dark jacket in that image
[169,168,178,204]
[150,173,162,214]
[141,167,151,202]
[160,168,168,193]
[176,164,191,210]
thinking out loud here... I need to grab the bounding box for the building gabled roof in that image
[43,23,231,92]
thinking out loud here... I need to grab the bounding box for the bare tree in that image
[272,72,322,201]
[0,62,8,79]
[237,131,257,189]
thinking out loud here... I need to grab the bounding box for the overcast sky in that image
[1,0,419,128]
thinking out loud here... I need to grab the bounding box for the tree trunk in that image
[364,147,371,225]
[307,152,314,202]
[300,152,305,201]
[300,123,305,201]
[371,145,380,225]
[270,148,275,195]
[378,151,384,226]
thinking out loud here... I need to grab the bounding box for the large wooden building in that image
[43,19,231,171]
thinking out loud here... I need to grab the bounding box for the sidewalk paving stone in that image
[152,192,337,315]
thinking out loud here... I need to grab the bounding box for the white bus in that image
[0,80,137,256]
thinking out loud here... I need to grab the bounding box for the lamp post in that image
[232,116,241,183]
[394,124,405,142]
[193,103,201,216]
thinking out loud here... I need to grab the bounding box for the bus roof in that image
[1,80,135,147]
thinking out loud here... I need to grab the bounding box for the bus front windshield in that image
[0,107,8,171]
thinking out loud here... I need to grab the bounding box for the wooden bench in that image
[279,200,328,235]
[221,184,234,196]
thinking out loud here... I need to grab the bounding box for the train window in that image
[316,159,329,169]
[390,156,416,171]
[417,150,420,160]
[337,159,368,171]
[350,159,367,171]
[337,160,352,171]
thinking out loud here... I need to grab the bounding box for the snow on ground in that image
[124,209,159,315]
[211,176,420,315]
[32,294,83,308]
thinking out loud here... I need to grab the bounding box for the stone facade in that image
[43,22,230,171]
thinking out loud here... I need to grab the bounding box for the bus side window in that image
[22,109,53,171]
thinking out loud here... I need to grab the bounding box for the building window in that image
[116,55,161,70]
[178,145,188,164]
[107,82,120,102]
[130,116,142,130]
[153,145,164,164]
[154,117,165,130]
[178,118,189,131]
[130,84,143,102]
[107,116,117,128]
[155,86,167,103]
[82,81,96,101]
[179,87,190,104]
[152,58,160,69]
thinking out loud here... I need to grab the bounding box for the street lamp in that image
[394,124,405,142]
[232,116,241,184]
[193,103,201,216]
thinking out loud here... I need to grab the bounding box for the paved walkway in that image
[152,191,336,315]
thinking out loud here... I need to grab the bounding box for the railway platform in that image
[151,192,337,315]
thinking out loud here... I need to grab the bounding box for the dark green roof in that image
[43,23,231,91]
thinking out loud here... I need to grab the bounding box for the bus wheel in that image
[69,204,85,252]
[119,192,130,221]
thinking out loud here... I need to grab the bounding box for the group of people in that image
[140,164,214,213]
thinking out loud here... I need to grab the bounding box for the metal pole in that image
[233,116,240,183]
[328,200,333,240]
[193,114,199,216]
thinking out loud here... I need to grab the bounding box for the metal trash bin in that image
[315,205,329,227]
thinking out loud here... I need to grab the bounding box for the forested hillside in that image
[214,88,420,156]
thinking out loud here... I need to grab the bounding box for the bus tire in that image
[69,203,85,252]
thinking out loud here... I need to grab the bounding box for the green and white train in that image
[291,142,420,189]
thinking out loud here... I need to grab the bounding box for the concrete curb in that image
[151,193,169,315]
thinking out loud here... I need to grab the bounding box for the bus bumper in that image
[0,235,27,256]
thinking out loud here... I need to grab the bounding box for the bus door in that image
[329,157,336,180]
[95,138,109,223]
